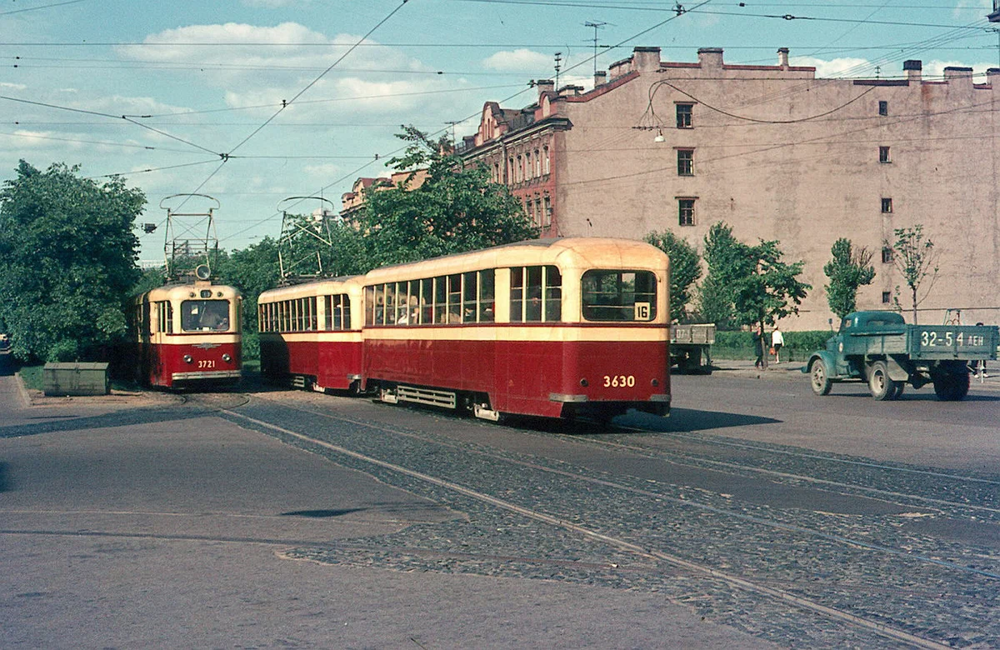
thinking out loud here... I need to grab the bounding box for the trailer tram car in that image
[133,278,242,389]
[361,238,671,421]
[257,276,365,392]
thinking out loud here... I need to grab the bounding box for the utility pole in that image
[554,52,562,89]
[584,21,606,77]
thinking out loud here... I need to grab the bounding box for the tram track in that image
[538,426,1000,518]
[218,395,992,649]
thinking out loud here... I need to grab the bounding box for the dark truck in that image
[805,311,999,401]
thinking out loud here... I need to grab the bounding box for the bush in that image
[710,330,834,362]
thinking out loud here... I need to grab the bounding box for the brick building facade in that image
[459,46,1000,330]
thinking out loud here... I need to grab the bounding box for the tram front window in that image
[182,300,231,332]
[581,270,657,322]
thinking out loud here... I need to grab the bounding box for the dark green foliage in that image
[824,238,875,319]
[644,230,702,322]
[213,237,281,361]
[355,126,537,271]
[0,161,144,362]
[713,330,832,361]
[699,222,810,332]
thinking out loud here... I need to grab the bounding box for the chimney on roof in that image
[632,46,661,72]
[903,60,922,82]
[536,79,554,101]
[594,70,607,88]
[698,47,724,69]
[777,47,789,70]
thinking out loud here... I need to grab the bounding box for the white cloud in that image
[0,82,27,91]
[790,56,872,78]
[924,59,996,80]
[483,49,551,72]
[953,0,992,18]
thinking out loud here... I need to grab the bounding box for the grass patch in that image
[17,365,44,391]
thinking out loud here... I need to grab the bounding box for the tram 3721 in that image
[132,267,242,389]
[362,238,671,421]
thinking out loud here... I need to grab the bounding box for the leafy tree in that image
[644,230,702,322]
[823,238,875,319]
[698,223,742,329]
[699,222,810,332]
[0,161,144,362]
[887,224,938,324]
[356,126,536,271]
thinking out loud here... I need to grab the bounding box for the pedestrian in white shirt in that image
[771,326,785,364]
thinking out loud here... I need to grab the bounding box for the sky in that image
[2,0,999,266]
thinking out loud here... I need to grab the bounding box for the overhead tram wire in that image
[217,0,715,246]
[0,0,87,16]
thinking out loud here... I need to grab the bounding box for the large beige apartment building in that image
[458,46,1000,330]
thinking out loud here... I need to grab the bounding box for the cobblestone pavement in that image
[223,390,1000,648]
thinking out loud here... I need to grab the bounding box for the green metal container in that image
[43,362,110,397]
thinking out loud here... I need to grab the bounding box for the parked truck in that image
[805,311,999,401]
[670,323,715,374]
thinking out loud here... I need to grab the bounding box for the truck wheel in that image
[810,359,832,396]
[868,361,896,401]
[933,371,970,401]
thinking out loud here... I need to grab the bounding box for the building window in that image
[543,145,550,175]
[678,198,695,226]
[677,149,694,176]
[515,155,523,183]
[543,195,552,227]
[878,101,888,116]
[533,149,540,177]
[882,291,892,304]
[879,146,891,163]
[882,247,893,263]
[676,103,693,129]
[881,198,892,213]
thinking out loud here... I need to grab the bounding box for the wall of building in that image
[551,47,1000,329]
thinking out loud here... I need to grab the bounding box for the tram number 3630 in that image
[603,375,635,388]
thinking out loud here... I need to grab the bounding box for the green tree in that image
[698,223,742,329]
[823,238,875,319]
[0,161,144,361]
[644,230,702,322]
[888,224,938,324]
[700,222,810,332]
[356,126,536,271]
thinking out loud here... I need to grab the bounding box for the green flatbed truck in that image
[805,311,999,401]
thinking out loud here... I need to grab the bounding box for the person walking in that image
[753,324,767,370]
[771,326,785,364]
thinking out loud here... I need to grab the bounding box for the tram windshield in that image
[581,270,657,322]
[181,300,231,332]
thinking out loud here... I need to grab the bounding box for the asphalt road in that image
[3,357,999,648]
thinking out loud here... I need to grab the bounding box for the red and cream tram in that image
[257,276,365,392]
[132,276,242,389]
[361,238,671,421]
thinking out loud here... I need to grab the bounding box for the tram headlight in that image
[222,354,231,363]
[183,355,193,364]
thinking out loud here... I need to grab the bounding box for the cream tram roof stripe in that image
[258,276,364,303]
[363,237,669,284]
[140,283,241,303]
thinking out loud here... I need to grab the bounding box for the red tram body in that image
[360,238,671,420]
[257,238,671,421]
[257,277,364,392]
[132,281,242,389]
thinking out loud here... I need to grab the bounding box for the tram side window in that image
[162,301,174,333]
[581,270,657,322]
[309,296,318,331]
[434,276,448,324]
[384,284,396,325]
[479,269,495,322]
[181,300,231,331]
[510,265,561,323]
[364,286,375,327]
[420,278,433,325]
[462,272,477,323]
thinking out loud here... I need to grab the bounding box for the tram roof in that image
[364,237,668,283]
[258,275,364,302]
[139,282,241,303]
